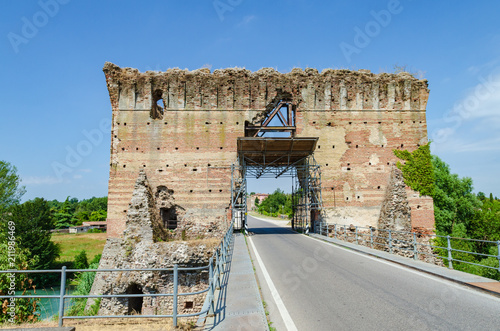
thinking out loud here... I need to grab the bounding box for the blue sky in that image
[1,0,499,201]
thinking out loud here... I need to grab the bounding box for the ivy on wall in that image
[393,143,435,197]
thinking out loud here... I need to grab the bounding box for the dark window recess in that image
[126,284,143,315]
[161,207,178,229]
[184,301,194,309]
[151,89,164,120]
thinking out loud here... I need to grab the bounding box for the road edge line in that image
[247,235,298,331]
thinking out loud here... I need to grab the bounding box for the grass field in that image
[51,232,107,262]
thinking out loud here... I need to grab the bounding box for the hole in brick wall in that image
[184,164,187,167]
[114,135,117,138]
[364,122,367,124]
[206,121,210,125]
[193,168,197,171]
[123,210,127,213]
[236,122,239,125]
[356,145,358,148]
[117,122,120,125]
[196,147,199,150]
[184,301,194,309]
[331,187,334,190]
[401,121,403,124]
[166,164,169,167]
[347,167,351,171]
[378,121,381,124]
[357,196,360,199]
[208,163,211,167]
[220,122,223,124]
[190,190,193,193]
[143,165,146,167]
[387,162,390,165]
[417,205,421,209]
[209,189,212,192]
[161,207,177,229]
[349,122,352,125]
[123,165,126,168]
[377,186,381,189]
[332,145,335,148]
[124,123,127,126]
[147,122,150,125]
[369,162,372,165]
[381,145,384,148]
[220,147,223,150]
[347,163,350,166]
[164,122,168,125]
[417,144,420,147]
[219,189,222,192]
[326,163,329,166]
[327,122,332,126]
[401,144,404,148]
[175,147,178,150]
[122,148,125,151]
[413,121,416,123]
[312,121,316,124]
[136,148,139,151]
[157,147,160,150]
[346,197,349,200]
[158,169,163,172]
[318,145,320,149]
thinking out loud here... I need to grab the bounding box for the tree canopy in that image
[0,160,25,212]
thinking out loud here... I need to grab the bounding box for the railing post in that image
[355,226,358,245]
[370,227,373,249]
[496,241,500,274]
[413,232,418,260]
[344,224,347,241]
[208,257,215,316]
[388,230,392,254]
[447,236,453,269]
[334,224,337,239]
[215,250,220,290]
[58,266,66,327]
[173,264,179,327]
[326,223,329,238]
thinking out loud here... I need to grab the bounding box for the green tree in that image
[0,161,25,213]
[74,250,89,270]
[432,156,480,235]
[1,198,60,271]
[0,243,40,323]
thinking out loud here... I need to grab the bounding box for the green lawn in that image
[51,232,107,262]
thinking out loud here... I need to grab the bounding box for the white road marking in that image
[247,235,298,331]
[249,216,500,301]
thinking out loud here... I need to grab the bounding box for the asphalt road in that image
[246,215,500,331]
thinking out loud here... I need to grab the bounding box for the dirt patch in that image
[0,317,198,330]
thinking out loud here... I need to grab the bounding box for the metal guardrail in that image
[0,222,234,327]
[317,222,500,276]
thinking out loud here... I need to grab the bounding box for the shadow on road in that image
[247,226,297,235]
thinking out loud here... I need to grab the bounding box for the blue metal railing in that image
[0,222,234,327]
[317,222,500,277]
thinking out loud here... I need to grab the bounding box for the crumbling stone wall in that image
[103,62,435,237]
[89,171,219,316]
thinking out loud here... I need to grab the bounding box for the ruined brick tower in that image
[103,63,434,238]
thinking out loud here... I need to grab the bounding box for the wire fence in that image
[0,222,234,327]
[317,222,500,279]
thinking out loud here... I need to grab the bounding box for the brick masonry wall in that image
[103,63,434,238]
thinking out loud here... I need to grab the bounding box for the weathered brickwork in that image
[103,63,435,236]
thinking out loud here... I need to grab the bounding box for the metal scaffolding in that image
[231,151,324,233]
